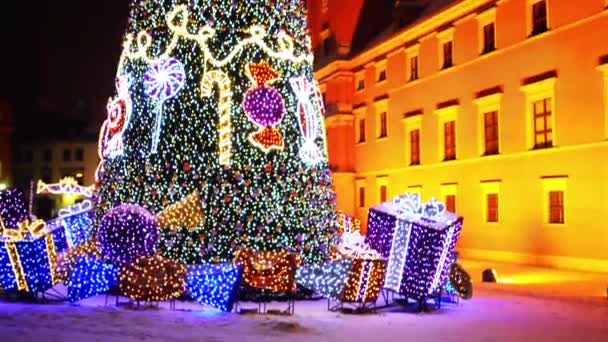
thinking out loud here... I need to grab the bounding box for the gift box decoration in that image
[185,263,243,312]
[50,202,95,248]
[67,256,119,303]
[0,226,69,293]
[340,258,387,304]
[296,259,353,301]
[233,249,300,294]
[366,193,463,301]
[0,189,30,235]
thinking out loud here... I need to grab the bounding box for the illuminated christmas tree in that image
[95,0,337,265]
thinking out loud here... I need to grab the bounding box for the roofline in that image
[316,0,491,80]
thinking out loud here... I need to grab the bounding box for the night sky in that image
[0,1,131,129]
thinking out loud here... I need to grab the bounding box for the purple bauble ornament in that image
[98,204,159,265]
[242,86,285,127]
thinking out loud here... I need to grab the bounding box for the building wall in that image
[12,142,99,217]
[317,0,608,271]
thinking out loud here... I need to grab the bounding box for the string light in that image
[366,193,464,301]
[156,190,204,230]
[97,205,159,265]
[295,259,353,301]
[119,255,187,301]
[201,71,233,166]
[67,257,119,303]
[233,249,300,294]
[185,263,243,312]
[36,177,95,198]
[341,259,387,304]
[56,241,103,284]
[94,0,338,267]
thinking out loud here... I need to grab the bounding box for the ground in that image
[1,260,606,342]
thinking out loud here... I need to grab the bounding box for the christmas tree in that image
[95,0,337,265]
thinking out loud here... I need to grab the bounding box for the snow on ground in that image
[1,260,607,342]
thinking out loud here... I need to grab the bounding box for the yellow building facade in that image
[315,0,608,272]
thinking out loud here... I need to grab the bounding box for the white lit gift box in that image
[365,193,463,302]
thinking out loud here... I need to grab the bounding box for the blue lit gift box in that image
[366,193,463,302]
[0,188,69,293]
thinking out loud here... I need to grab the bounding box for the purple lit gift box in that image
[0,188,69,293]
[365,193,463,302]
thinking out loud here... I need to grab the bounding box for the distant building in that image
[0,102,14,189]
[12,118,100,218]
[310,0,608,272]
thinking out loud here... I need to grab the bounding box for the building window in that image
[531,0,548,36]
[410,129,420,165]
[406,43,420,81]
[41,167,52,183]
[542,176,567,225]
[409,56,419,81]
[358,186,366,208]
[437,28,454,71]
[481,180,501,223]
[63,149,72,162]
[548,190,564,224]
[521,76,556,150]
[75,148,84,162]
[377,176,389,204]
[43,149,52,163]
[435,104,459,162]
[357,79,365,91]
[358,118,366,143]
[484,111,499,155]
[486,193,499,223]
[533,98,553,149]
[376,61,387,84]
[482,23,496,54]
[444,121,456,161]
[445,194,456,213]
[442,41,454,69]
[441,183,458,213]
[378,112,388,138]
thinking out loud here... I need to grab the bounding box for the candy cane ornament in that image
[201,71,233,166]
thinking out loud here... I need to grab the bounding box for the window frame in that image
[527,0,550,37]
[374,99,389,141]
[375,60,388,85]
[520,77,557,150]
[598,64,608,139]
[476,7,497,55]
[406,44,420,82]
[434,104,459,162]
[441,183,458,214]
[481,180,501,224]
[376,176,389,205]
[356,179,367,209]
[355,71,366,92]
[541,176,567,225]
[402,114,422,166]
[354,107,367,145]
[474,92,502,156]
[437,27,454,71]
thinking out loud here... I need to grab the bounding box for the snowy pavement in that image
[0,260,607,342]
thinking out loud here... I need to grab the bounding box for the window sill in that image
[376,136,389,142]
[376,80,388,87]
[480,48,496,56]
[356,141,367,146]
[409,162,421,167]
[544,222,567,227]
[442,157,457,162]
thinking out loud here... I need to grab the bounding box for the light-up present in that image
[296,259,353,301]
[67,257,119,303]
[365,193,464,302]
[233,249,300,294]
[185,263,243,312]
[0,188,69,293]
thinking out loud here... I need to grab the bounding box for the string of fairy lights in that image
[95,0,337,266]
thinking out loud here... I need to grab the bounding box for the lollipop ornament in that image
[144,58,186,154]
[242,62,286,153]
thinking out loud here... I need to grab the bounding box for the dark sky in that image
[0,1,130,128]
